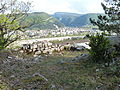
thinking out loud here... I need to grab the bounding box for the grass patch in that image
[0,50,120,89]
[50,38,89,44]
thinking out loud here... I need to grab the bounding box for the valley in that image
[0,2,120,88]
[24,12,101,30]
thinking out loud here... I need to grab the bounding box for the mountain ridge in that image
[52,12,104,27]
[24,12,104,29]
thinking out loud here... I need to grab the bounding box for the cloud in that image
[21,0,104,14]
[69,0,104,13]
[30,0,80,14]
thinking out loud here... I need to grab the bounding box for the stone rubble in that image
[20,41,70,56]
[20,41,90,56]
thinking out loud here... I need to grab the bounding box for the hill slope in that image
[25,12,64,30]
[24,12,104,29]
[53,12,104,27]
[52,12,82,27]
[71,13,103,27]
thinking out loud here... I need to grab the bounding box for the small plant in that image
[87,33,114,64]
[114,43,120,56]
[0,82,8,90]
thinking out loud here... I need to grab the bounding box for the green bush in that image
[87,33,114,64]
[114,43,120,56]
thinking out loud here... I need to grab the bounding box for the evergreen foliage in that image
[90,0,120,34]
[88,0,120,63]
[88,33,114,63]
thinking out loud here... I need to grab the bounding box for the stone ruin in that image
[20,40,89,56]
[20,41,71,56]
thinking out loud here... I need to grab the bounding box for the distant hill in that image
[52,12,82,27]
[53,12,81,17]
[24,12,104,29]
[52,12,104,27]
[71,13,103,27]
[25,12,64,30]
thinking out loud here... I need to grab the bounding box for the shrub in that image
[87,33,114,64]
[114,43,120,56]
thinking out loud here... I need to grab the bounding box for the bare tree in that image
[0,0,31,49]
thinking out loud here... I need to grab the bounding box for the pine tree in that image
[90,0,120,34]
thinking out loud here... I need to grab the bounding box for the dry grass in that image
[0,49,120,89]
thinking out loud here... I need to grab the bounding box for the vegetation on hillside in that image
[52,12,81,27]
[72,13,104,27]
[25,12,64,30]
[53,12,104,27]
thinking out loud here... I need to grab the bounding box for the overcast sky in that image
[22,0,104,14]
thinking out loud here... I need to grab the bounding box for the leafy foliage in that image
[0,15,20,49]
[0,0,31,49]
[88,33,114,63]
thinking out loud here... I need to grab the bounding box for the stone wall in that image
[20,41,90,56]
[20,41,71,56]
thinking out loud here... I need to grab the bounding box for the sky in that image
[22,0,104,14]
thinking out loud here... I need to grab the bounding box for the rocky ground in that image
[0,39,120,90]
[0,39,88,89]
[0,49,87,89]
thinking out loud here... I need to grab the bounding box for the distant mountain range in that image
[52,12,104,27]
[25,12,104,30]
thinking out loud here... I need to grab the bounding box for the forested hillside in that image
[53,12,104,27]
[23,12,104,29]
[52,12,81,27]
[25,12,64,30]
[71,13,103,27]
